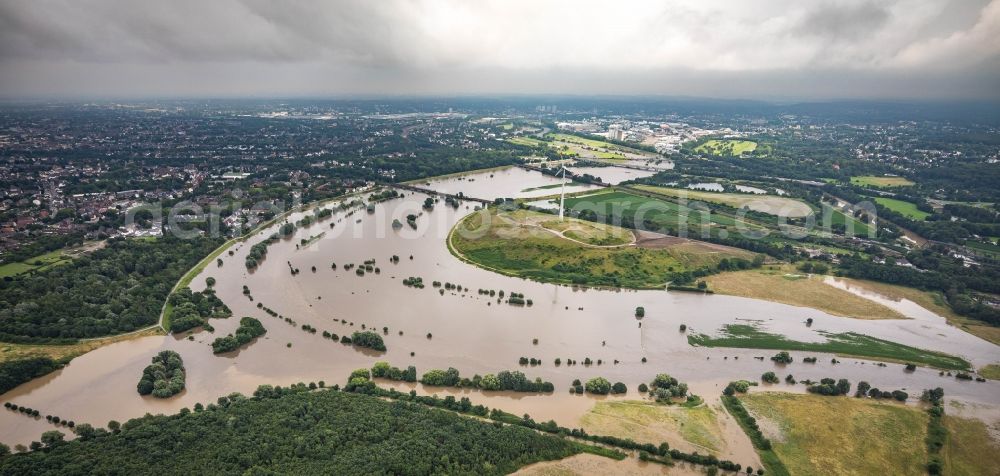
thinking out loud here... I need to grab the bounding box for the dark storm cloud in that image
[0,0,997,99]
[793,1,890,41]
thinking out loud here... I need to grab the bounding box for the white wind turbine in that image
[558,165,568,221]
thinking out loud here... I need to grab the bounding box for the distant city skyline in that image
[1,0,998,100]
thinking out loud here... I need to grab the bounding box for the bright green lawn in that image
[0,249,74,278]
[695,139,758,156]
[851,176,915,187]
[874,197,930,220]
[562,190,738,232]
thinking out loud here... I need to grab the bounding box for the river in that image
[1,167,997,458]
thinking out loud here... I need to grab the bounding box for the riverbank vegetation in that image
[0,388,584,475]
[0,356,64,395]
[417,366,554,393]
[688,323,970,370]
[351,381,758,473]
[0,236,223,343]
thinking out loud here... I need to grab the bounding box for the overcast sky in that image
[1,0,998,100]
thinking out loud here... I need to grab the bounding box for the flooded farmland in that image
[1,167,998,454]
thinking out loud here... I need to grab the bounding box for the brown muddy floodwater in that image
[1,168,998,457]
[565,165,656,185]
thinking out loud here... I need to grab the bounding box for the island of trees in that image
[136,350,185,398]
[211,317,267,354]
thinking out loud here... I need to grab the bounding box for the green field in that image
[0,248,75,278]
[630,184,813,218]
[580,400,726,455]
[688,323,970,370]
[695,139,758,157]
[941,414,1000,476]
[820,203,875,235]
[548,132,620,149]
[562,189,739,233]
[507,136,547,148]
[964,240,1000,259]
[874,197,930,220]
[545,133,652,160]
[851,176,915,187]
[449,207,753,288]
[739,393,930,476]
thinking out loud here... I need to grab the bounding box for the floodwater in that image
[734,185,767,195]
[1,168,998,455]
[687,182,725,192]
[415,166,601,199]
[565,166,655,185]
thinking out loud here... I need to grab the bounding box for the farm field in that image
[851,176,915,187]
[941,414,1000,476]
[874,197,930,220]
[739,393,930,476]
[630,184,814,218]
[579,400,727,455]
[695,139,758,156]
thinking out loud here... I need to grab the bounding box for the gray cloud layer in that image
[0,0,998,99]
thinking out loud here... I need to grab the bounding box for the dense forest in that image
[0,388,582,475]
[0,236,224,343]
[0,357,64,395]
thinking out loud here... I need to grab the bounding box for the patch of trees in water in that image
[566,377,626,395]
[804,377,851,396]
[645,373,690,402]
[402,276,424,288]
[350,331,386,352]
[385,365,558,393]
[169,287,232,333]
[136,350,185,398]
[855,381,908,402]
[211,317,267,354]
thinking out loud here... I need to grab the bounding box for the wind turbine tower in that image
[559,166,567,221]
